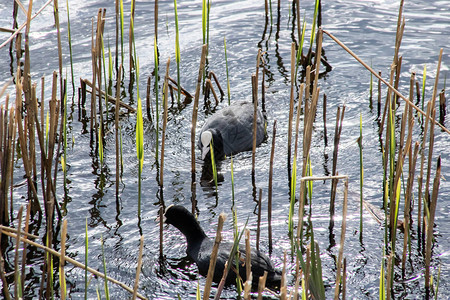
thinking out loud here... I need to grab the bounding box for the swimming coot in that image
[164,205,281,289]
[198,101,266,160]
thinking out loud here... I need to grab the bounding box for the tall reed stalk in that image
[174,0,181,105]
[136,59,144,216]
[66,0,75,93]
[154,37,160,161]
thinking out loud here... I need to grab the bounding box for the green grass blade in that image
[209,139,218,191]
[154,37,159,161]
[174,0,181,104]
[288,154,297,237]
[101,235,109,300]
[379,247,385,300]
[66,0,75,93]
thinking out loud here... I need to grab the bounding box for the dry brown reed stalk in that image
[424,107,436,223]
[115,65,122,196]
[330,106,345,219]
[322,30,450,134]
[425,156,441,288]
[82,78,136,112]
[402,141,419,270]
[304,244,311,299]
[191,45,208,181]
[323,93,327,146]
[386,253,393,300]
[267,120,276,250]
[129,0,136,72]
[0,104,15,226]
[159,206,163,257]
[297,87,320,239]
[203,213,226,300]
[20,203,31,290]
[14,206,24,298]
[280,251,287,300]
[15,77,41,215]
[90,18,97,140]
[215,260,231,300]
[287,42,296,173]
[257,271,268,300]
[0,225,38,239]
[377,71,382,116]
[0,0,53,50]
[333,178,348,300]
[146,77,152,120]
[154,0,158,42]
[53,0,63,102]
[294,84,305,161]
[95,9,106,144]
[168,76,193,98]
[439,89,446,123]
[417,101,432,238]
[245,229,251,281]
[115,0,119,69]
[0,245,11,299]
[205,78,219,105]
[160,58,170,186]
[132,235,144,300]
[342,258,347,300]
[252,74,258,175]
[293,241,301,299]
[243,273,252,300]
[60,219,68,300]
[256,188,262,251]
[255,49,262,97]
[208,71,225,98]
[0,229,148,299]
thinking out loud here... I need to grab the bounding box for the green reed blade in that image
[309,0,320,48]
[136,59,144,216]
[295,17,306,81]
[174,0,181,104]
[202,0,206,45]
[154,37,159,161]
[421,64,427,120]
[66,0,75,93]
[288,154,297,237]
[209,139,218,191]
[101,235,109,300]
[379,247,385,300]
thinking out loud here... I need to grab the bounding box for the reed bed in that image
[0,0,447,299]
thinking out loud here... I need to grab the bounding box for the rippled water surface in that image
[0,0,449,299]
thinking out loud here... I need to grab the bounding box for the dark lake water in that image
[1,0,449,299]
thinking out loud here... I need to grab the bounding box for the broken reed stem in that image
[0,229,148,300]
[333,178,348,300]
[203,213,226,300]
[256,188,262,252]
[257,271,268,300]
[330,106,345,219]
[252,74,258,175]
[20,203,31,290]
[267,120,276,251]
[425,157,441,288]
[14,206,24,299]
[245,229,251,281]
[160,58,170,186]
[115,65,122,196]
[191,44,208,182]
[297,87,320,240]
[82,78,135,112]
[132,235,144,300]
[323,30,449,134]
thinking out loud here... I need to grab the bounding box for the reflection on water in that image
[0,0,449,298]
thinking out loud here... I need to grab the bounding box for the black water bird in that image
[198,101,266,161]
[164,205,281,289]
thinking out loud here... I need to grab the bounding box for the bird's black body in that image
[198,101,266,161]
[164,205,281,289]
